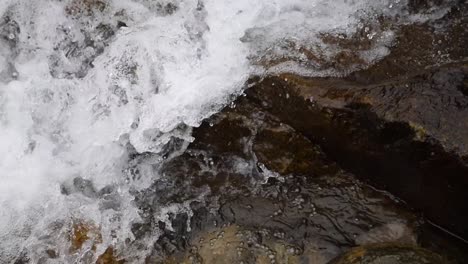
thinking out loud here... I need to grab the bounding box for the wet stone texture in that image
[241,0,468,247]
[328,243,449,264]
[245,65,468,246]
[137,82,465,263]
[146,2,468,263]
[147,100,425,264]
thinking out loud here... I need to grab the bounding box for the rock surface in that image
[328,243,448,264]
[142,2,468,263]
[244,62,468,241]
[139,2,468,263]
[240,1,468,242]
[135,97,456,263]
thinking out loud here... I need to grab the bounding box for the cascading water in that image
[0,0,452,262]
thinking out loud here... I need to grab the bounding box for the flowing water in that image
[0,0,453,262]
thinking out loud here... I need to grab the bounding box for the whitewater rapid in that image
[0,0,449,262]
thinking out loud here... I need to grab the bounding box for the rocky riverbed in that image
[2,0,468,263]
[147,2,468,263]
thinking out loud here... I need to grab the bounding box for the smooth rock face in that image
[279,64,468,158]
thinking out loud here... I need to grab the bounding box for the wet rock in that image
[156,2,179,16]
[66,221,126,263]
[0,16,20,82]
[328,243,448,264]
[48,21,116,79]
[348,1,468,83]
[245,63,468,242]
[0,16,20,47]
[228,2,468,254]
[275,64,468,158]
[70,221,102,252]
[96,247,125,264]
[174,224,328,264]
[145,99,424,264]
[45,249,57,259]
[408,0,449,14]
[65,0,107,17]
[216,173,419,261]
[253,122,339,176]
[354,223,416,246]
[117,3,468,261]
[132,58,467,261]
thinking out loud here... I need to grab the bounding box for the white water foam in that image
[0,0,449,262]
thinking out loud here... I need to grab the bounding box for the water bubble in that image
[366,32,376,40]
